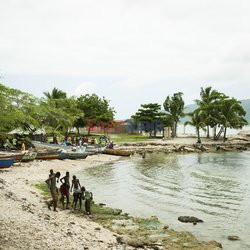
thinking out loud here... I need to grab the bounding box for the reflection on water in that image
[77,152,250,250]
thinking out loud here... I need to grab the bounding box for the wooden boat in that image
[102,148,132,157]
[59,152,88,160]
[0,158,14,169]
[21,151,37,162]
[0,152,25,162]
[36,150,60,160]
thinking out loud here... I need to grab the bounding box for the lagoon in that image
[77,152,250,249]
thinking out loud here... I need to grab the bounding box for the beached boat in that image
[21,151,37,162]
[32,140,104,154]
[0,152,25,162]
[102,148,132,157]
[59,152,88,160]
[0,158,14,169]
[36,150,60,160]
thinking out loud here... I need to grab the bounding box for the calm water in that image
[77,152,250,249]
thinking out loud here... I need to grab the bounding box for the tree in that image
[75,94,115,134]
[185,110,206,142]
[43,87,67,100]
[218,98,248,141]
[195,87,226,138]
[163,92,185,138]
[132,103,163,137]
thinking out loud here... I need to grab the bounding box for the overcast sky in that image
[1,0,250,119]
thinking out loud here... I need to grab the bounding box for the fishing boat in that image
[102,148,132,157]
[0,158,14,169]
[59,151,88,160]
[36,150,60,160]
[21,151,37,162]
[0,152,25,162]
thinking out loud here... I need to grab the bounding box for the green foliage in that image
[185,109,206,141]
[75,94,115,134]
[163,92,185,137]
[132,103,164,137]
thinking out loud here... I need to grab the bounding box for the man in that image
[60,172,70,209]
[70,175,81,209]
[46,172,60,212]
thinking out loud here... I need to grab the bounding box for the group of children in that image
[45,170,93,214]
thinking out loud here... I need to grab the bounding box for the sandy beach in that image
[0,153,223,250]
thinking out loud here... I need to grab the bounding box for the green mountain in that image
[180,99,250,124]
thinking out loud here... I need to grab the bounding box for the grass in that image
[35,182,221,249]
[109,134,150,143]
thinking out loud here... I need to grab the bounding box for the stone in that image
[163,225,169,230]
[178,216,203,223]
[228,235,240,241]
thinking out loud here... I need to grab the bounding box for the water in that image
[77,152,250,249]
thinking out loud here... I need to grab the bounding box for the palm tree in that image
[195,87,226,138]
[43,87,67,100]
[163,92,185,138]
[184,110,206,142]
[219,98,248,141]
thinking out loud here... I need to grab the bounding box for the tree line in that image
[0,83,248,142]
[132,87,248,141]
[0,84,115,143]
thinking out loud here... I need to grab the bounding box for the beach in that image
[0,153,223,250]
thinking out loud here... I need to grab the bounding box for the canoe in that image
[102,149,132,157]
[0,152,25,162]
[59,152,88,160]
[0,158,14,169]
[36,150,60,160]
[21,151,37,162]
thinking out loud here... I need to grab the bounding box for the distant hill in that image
[180,99,250,124]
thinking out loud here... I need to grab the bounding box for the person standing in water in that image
[70,175,81,209]
[46,172,61,212]
[60,171,70,209]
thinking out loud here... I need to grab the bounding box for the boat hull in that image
[59,152,88,160]
[21,152,37,162]
[102,149,132,157]
[0,158,14,169]
[36,151,60,160]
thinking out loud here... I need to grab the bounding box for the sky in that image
[1,0,250,119]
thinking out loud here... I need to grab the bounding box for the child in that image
[84,190,93,215]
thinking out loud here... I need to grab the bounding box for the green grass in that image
[110,134,150,143]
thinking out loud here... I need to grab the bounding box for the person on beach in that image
[84,190,93,215]
[46,169,54,188]
[59,171,70,209]
[46,172,61,212]
[70,175,81,209]
[75,186,86,210]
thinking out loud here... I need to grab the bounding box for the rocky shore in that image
[116,136,250,155]
[0,154,222,250]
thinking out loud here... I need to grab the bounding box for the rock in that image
[228,235,240,241]
[178,216,203,223]
[98,203,106,207]
[209,240,223,248]
[95,227,101,231]
[163,225,169,230]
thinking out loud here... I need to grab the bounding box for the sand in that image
[0,155,137,250]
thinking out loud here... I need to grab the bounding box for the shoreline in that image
[0,154,222,249]
[116,136,250,154]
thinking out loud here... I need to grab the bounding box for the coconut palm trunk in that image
[223,127,227,142]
